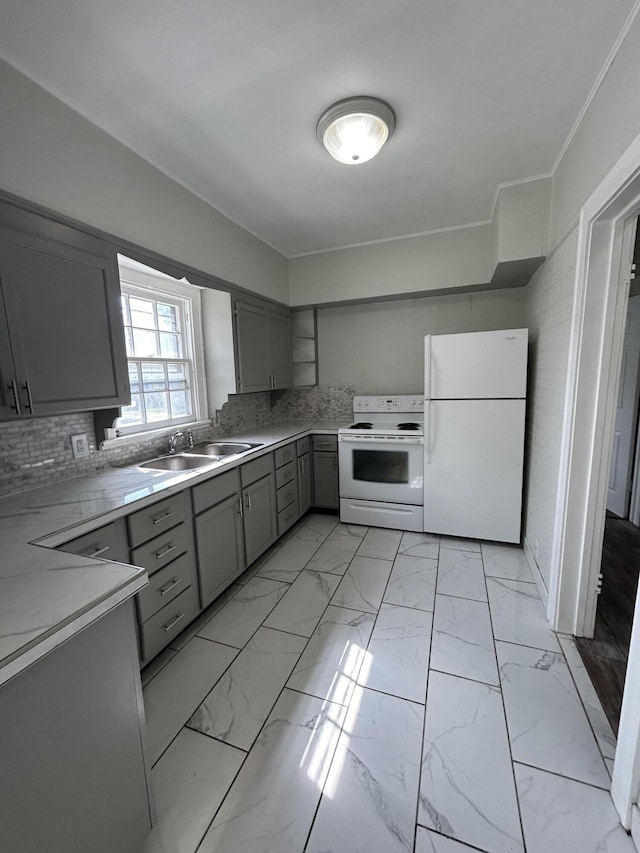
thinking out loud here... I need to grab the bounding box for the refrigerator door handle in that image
[424,335,432,399]
[424,400,432,464]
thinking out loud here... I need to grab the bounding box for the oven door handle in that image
[339,435,424,446]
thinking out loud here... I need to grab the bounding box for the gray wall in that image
[0,60,288,303]
[550,12,640,247]
[317,288,527,394]
[521,227,578,590]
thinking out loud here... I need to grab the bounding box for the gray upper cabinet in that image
[235,300,291,393]
[268,313,292,389]
[0,224,129,418]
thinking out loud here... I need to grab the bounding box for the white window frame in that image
[116,260,208,438]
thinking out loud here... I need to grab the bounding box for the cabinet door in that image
[313,451,339,509]
[268,313,292,389]
[194,493,245,608]
[0,227,129,416]
[298,452,312,515]
[235,302,269,393]
[243,473,277,565]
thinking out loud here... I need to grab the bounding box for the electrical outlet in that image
[70,432,90,459]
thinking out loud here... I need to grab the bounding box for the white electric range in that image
[338,395,424,531]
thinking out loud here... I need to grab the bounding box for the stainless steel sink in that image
[135,441,262,471]
[186,441,261,457]
[137,453,214,471]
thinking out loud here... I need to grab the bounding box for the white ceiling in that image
[0,1,636,257]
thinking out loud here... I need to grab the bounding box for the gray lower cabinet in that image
[296,436,312,515]
[0,220,129,419]
[58,519,129,563]
[126,492,198,663]
[241,453,277,565]
[312,434,339,509]
[193,469,245,608]
[275,441,300,536]
[0,602,152,853]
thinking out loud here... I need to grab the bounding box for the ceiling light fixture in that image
[316,96,396,165]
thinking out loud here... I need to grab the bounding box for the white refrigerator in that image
[424,328,528,543]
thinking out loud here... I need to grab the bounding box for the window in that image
[116,260,207,436]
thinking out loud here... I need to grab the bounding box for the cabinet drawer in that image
[276,481,298,513]
[136,551,197,622]
[275,443,295,468]
[130,522,190,576]
[139,585,198,662]
[240,453,274,487]
[296,436,310,457]
[275,460,296,490]
[127,492,186,547]
[192,468,240,515]
[278,495,299,537]
[312,434,338,452]
[59,520,128,563]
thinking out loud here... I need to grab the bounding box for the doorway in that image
[576,244,640,735]
[548,133,640,832]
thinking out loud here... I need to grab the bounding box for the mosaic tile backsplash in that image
[0,386,355,497]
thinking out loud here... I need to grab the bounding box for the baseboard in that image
[523,534,549,611]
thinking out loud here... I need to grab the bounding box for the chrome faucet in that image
[168,431,185,454]
[168,429,195,454]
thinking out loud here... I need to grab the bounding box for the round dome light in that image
[316,97,396,165]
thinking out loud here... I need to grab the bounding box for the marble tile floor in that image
[142,515,630,853]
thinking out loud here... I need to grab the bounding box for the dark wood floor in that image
[576,512,640,734]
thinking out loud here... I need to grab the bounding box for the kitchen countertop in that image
[0,420,345,687]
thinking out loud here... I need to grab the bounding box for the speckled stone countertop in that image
[0,420,345,686]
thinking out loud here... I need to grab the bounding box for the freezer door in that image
[424,399,526,543]
[425,328,528,399]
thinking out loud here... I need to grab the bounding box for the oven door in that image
[338,434,424,505]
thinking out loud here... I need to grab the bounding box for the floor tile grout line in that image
[512,757,613,792]
[149,642,243,770]
[555,634,617,772]
[299,526,400,852]
[481,544,529,853]
[149,571,301,768]
[193,515,358,852]
[415,823,492,853]
[428,666,500,690]
[189,514,341,852]
[183,722,249,755]
[414,536,440,853]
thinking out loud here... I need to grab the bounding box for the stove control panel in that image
[353,395,424,413]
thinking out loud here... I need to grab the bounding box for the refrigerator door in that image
[424,399,526,542]
[425,328,528,400]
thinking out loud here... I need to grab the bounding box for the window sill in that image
[99,419,212,451]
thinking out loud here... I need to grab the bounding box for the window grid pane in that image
[119,284,196,433]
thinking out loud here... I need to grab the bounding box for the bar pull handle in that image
[155,542,179,561]
[152,510,176,526]
[425,400,432,465]
[424,335,432,400]
[8,380,21,415]
[88,545,110,558]
[237,497,244,518]
[22,380,33,414]
[163,611,186,633]
[245,492,252,511]
[159,577,181,597]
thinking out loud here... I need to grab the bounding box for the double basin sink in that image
[136,442,262,472]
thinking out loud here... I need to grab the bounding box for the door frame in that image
[548,129,640,827]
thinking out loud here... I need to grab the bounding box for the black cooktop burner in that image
[350,422,373,429]
[397,422,421,430]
